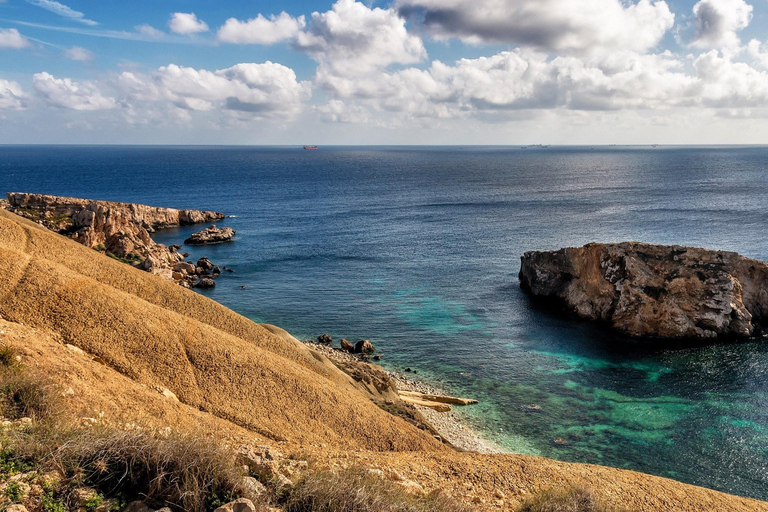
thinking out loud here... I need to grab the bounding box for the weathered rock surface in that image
[340,338,354,352]
[4,193,224,287]
[519,242,768,340]
[354,339,375,354]
[184,225,236,245]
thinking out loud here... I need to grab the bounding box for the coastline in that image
[302,340,503,454]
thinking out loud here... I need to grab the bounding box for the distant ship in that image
[303,145,318,150]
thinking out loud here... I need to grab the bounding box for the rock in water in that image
[184,225,236,245]
[340,339,354,352]
[519,242,768,340]
[354,339,375,353]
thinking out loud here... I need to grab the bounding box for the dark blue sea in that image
[2,145,768,501]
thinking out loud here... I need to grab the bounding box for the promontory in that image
[519,242,768,340]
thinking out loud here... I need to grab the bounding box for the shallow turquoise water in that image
[3,145,768,500]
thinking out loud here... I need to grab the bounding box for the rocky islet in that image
[520,241,768,340]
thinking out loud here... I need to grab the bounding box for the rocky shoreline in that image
[2,193,231,289]
[302,338,502,454]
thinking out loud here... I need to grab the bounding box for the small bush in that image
[517,485,629,512]
[283,467,471,512]
[53,429,255,512]
[4,480,22,501]
[0,344,18,367]
[0,365,62,421]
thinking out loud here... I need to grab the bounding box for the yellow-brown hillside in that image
[0,208,441,452]
[1,208,767,511]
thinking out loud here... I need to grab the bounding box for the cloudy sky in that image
[2,0,768,144]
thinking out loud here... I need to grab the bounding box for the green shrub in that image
[517,485,630,512]
[283,467,471,512]
[4,480,22,501]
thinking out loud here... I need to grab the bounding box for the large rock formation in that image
[4,192,224,284]
[519,242,768,340]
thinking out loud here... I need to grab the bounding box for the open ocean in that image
[2,145,768,500]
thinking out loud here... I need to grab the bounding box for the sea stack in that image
[519,242,768,340]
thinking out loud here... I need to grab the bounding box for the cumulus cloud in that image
[0,79,28,110]
[64,46,94,62]
[26,0,97,26]
[295,0,426,74]
[0,28,31,49]
[117,62,311,116]
[168,12,209,35]
[218,12,306,44]
[33,72,116,110]
[688,0,752,49]
[397,0,674,56]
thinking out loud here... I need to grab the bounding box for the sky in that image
[2,0,768,144]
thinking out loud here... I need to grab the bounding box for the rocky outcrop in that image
[4,193,224,287]
[519,242,768,340]
[184,225,235,245]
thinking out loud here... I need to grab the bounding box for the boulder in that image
[519,242,768,340]
[195,278,215,289]
[340,339,354,352]
[317,333,332,344]
[354,339,375,354]
[185,225,236,246]
[197,257,214,272]
[213,498,257,512]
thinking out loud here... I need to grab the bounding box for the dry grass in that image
[0,359,261,512]
[517,486,631,512]
[0,351,62,422]
[51,429,258,511]
[283,468,472,512]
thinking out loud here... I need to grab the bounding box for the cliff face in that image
[519,242,768,340]
[4,192,224,280]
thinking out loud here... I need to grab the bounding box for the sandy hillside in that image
[1,208,766,511]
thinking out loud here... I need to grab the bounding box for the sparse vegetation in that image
[282,467,472,512]
[0,360,61,421]
[517,485,632,512]
[106,251,143,265]
[0,358,261,512]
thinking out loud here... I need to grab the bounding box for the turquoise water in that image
[3,145,768,500]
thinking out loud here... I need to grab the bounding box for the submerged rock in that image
[184,225,235,245]
[519,242,768,340]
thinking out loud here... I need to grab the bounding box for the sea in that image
[2,145,768,501]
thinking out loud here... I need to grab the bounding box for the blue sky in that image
[2,0,768,144]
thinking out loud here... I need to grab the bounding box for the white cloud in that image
[693,50,768,107]
[312,47,768,122]
[295,0,426,74]
[64,46,94,62]
[0,79,28,110]
[688,0,752,49]
[117,62,311,117]
[33,72,116,110]
[169,12,209,35]
[218,12,306,44]
[135,24,164,39]
[397,0,674,56]
[0,28,31,49]
[26,0,97,26]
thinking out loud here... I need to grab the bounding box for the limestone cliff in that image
[519,242,768,340]
[4,192,224,281]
